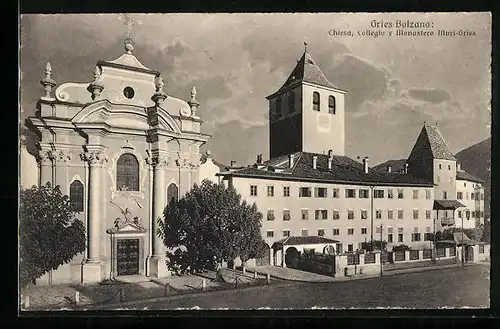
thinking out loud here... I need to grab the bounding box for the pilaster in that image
[38,150,54,187]
[53,149,72,194]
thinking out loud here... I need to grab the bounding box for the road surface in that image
[105,264,490,309]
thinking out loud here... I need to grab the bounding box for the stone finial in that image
[124,38,135,55]
[87,66,104,100]
[188,85,200,118]
[40,62,56,99]
[206,150,212,158]
[151,75,167,106]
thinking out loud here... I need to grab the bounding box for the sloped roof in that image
[408,123,456,162]
[456,170,484,183]
[219,152,434,187]
[200,153,228,171]
[268,51,337,98]
[433,200,466,210]
[275,236,339,246]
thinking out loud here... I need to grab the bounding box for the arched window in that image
[116,153,139,191]
[275,97,282,118]
[167,183,179,204]
[328,95,336,114]
[312,92,320,111]
[69,180,84,212]
[288,91,295,113]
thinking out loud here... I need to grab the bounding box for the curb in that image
[67,280,294,310]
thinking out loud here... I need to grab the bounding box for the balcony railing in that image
[441,217,455,226]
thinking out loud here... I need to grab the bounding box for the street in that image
[107,264,489,309]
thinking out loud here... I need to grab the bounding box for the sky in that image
[19,13,492,166]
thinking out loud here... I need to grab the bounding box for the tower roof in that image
[268,49,337,98]
[408,123,456,162]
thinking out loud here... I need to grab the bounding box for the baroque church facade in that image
[24,39,211,284]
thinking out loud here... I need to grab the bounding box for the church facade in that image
[24,39,211,284]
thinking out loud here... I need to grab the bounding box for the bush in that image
[392,244,410,252]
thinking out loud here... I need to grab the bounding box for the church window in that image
[312,92,320,111]
[69,180,84,212]
[275,97,282,118]
[116,153,139,191]
[328,95,336,114]
[167,183,179,203]
[288,92,295,113]
[123,86,135,99]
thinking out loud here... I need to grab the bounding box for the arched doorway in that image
[323,245,336,255]
[256,243,271,266]
[285,247,300,268]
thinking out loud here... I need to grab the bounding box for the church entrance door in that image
[117,238,140,276]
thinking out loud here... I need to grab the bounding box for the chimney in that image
[289,154,294,168]
[312,155,318,169]
[457,162,462,171]
[387,165,392,173]
[256,154,262,164]
[328,156,333,170]
[327,149,333,158]
[404,163,409,174]
[230,160,237,168]
[362,157,369,174]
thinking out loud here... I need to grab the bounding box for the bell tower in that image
[267,43,346,159]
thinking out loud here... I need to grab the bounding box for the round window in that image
[123,86,135,99]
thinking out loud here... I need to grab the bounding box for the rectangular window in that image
[266,230,274,238]
[458,210,462,218]
[413,190,419,199]
[424,233,433,241]
[267,185,274,197]
[346,189,356,198]
[448,164,451,170]
[315,187,328,198]
[347,244,353,252]
[283,210,291,221]
[250,185,257,196]
[443,191,448,200]
[388,234,393,243]
[361,210,368,220]
[317,229,325,237]
[332,228,340,235]
[398,234,403,243]
[301,229,308,237]
[267,209,275,221]
[398,210,404,219]
[336,243,343,254]
[312,91,320,111]
[471,192,475,200]
[426,210,431,219]
[347,228,354,235]
[388,210,394,220]
[359,189,369,198]
[376,210,382,219]
[299,187,312,197]
[315,209,328,220]
[479,245,484,254]
[457,192,463,200]
[413,209,419,219]
[361,228,367,234]
[328,95,336,114]
[348,210,354,220]
[411,233,421,242]
[397,189,404,199]
[283,186,290,197]
[282,230,290,237]
[301,209,309,220]
[439,164,442,170]
[388,189,394,199]
[332,210,340,220]
[374,190,385,198]
[426,190,431,199]
[332,188,340,198]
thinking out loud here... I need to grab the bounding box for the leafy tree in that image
[157,179,266,275]
[361,240,387,252]
[483,219,490,243]
[19,183,86,287]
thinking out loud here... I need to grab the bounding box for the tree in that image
[157,179,266,275]
[19,183,86,287]
[483,219,490,243]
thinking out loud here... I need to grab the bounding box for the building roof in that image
[274,236,339,246]
[200,153,228,171]
[267,50,338,98]
[456,170,484,183]
[218,152,434,187]
[408,123,456,162]
[433,200,466,210]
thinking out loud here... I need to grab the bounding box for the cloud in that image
[408,88,451,104]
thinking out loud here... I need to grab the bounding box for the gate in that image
[117,238,140,276]
[382,251,393,264]
[465,246,474,262]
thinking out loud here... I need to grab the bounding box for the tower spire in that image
[304,41,308,53]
